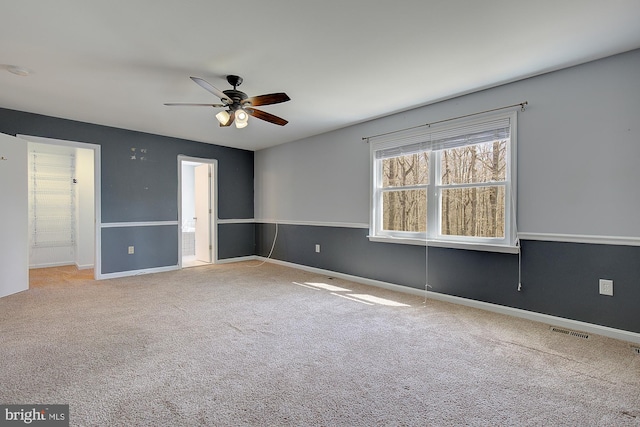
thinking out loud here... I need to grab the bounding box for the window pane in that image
[440,140,506,185]
[382,189,427,232]
[382,152,429,188]
[441,186,505,238]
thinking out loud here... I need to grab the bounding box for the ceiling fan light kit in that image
[165,75,290,129]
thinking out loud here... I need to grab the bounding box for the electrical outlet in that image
[128,246,135,255]
[599,279,613,296]
[315,244,320,253]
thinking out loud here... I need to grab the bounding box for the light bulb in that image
[235,108,249,128]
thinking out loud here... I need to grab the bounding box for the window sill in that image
[367,235,520,254]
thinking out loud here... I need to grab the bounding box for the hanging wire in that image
[424,239,430,305]
[510,177,522,291]
[423,133,433,305]
[248,222,279,268]
[516,222,522,292]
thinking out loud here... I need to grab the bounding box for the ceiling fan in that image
[165,75,290,128]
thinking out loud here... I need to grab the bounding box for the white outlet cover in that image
[599,279,613,296]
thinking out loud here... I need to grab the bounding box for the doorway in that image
[179,156,216,268]
[18,135,101,280]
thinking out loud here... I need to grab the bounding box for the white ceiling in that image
[2,1,640,151]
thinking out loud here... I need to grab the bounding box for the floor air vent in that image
[550,326,590,339]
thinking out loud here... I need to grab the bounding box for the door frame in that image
[17,134,102,279]
[177,155,218,267]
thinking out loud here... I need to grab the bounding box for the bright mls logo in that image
[0,405,68,426]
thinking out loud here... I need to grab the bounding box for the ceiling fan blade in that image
[246,108,288,126]
[190,77,232,103]
[245,93,290,107]
[164,103,225,107]
[219,110,235,127]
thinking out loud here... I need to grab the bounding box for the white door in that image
[194,164,211,263]
[0,132,28,298]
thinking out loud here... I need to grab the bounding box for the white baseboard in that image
[216,256,258,264]
[30,262,95,270]
[98,265,179,280]
[29,262,75,269]
[256,257,640,345]
[424,291,640,345]
[97,256,259,278]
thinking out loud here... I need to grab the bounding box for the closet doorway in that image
[18,135,100,281]
[179,156,217,268]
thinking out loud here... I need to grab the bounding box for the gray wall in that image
[254,49,640,334]
[0,109,255,274]
[256,50,640,236]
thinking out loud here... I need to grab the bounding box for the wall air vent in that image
[550,326,590,339]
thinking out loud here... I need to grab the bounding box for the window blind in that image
[371,116,511,156]
[428,118,510,151]
[374,141,429,159]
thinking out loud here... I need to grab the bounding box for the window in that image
[370,111,517,249]
[379,151,428,236]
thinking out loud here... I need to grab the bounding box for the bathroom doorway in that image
[179,156,217,268]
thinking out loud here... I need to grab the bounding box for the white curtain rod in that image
[362,101,528,142]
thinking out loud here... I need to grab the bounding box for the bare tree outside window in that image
[381,152,428,232]
[440,140,507,238]
[377,140,506,238]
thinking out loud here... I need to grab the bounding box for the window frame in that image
[369,110,518,252]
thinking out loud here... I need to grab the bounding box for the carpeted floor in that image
[1,262,639,426]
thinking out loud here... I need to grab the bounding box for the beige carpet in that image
[1,262,639,426]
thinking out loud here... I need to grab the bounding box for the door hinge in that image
[209,209,212,214]
[209,245,212,250]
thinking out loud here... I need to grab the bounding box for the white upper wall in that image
[255,49,640,238]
